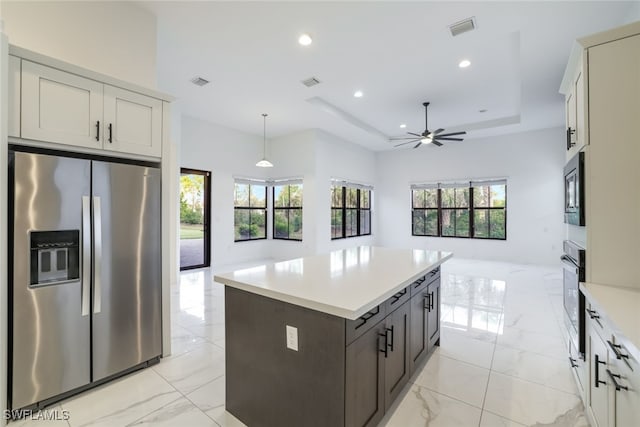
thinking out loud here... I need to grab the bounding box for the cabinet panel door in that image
[9,55,20,137]
[21,60,103,149]
[575,71,585,148]
[427,278,441,350]
[611,347,639,427]
[384,301,411,411]
[588,322,609,427]
[409,291,428,374]
[103,85,162,157]
[346,322,385,427]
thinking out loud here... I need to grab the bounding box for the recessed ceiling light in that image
[298,33,313,46]
[459,59,471,68]
[479,109,488,113]
[353,90,363,98]
[400,124,407,128]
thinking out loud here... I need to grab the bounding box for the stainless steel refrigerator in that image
[9,147,162,410]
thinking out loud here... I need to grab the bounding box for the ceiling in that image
[142,1,636,151]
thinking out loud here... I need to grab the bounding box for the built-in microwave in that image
[564,152,585,226]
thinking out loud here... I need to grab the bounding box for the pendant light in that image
[256,113,274,168]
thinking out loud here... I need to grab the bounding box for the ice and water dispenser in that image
[29,230,80,286]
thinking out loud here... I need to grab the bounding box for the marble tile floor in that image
[12,258,587,427]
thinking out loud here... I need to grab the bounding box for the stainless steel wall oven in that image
[561,240,586,358]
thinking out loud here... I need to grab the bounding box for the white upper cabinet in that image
[13,52,167,159]
[103,85,162,157]
[8,55,21,138]
[21,60,104,149]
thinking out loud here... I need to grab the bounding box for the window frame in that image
[272,183,303,241]
[411,182,507,241]
[234,182,268,242]
[331,185,372,240]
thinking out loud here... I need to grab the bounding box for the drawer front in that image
[411,267,440,297]
[384,286,410,314]
[346,304,387,345]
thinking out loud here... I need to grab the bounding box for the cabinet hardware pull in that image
[390,289,407,304]
[429,291,434,310]
[355,306,380,329]
[566,127,576,150]
[586,309,603,328]
[108,123,113,143]
[386,326,394,352]
[595,354,607,387]
[95,121,100,142]
[423,294,430,311]
[568,357,578,368]
[607,340,629,360]
[606,369,628,392]
[379,332,388,358]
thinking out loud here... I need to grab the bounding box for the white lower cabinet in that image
[569,336,587,402]
[582,299,640,427]
[607,340,640,427]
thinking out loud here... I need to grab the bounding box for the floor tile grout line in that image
[478,312,500,427]
[413,382,486,411]
[122,393,185,427]
[487,370,581,398]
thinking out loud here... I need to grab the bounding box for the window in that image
[331,182,372,239]
[273,183,303,240]
[234,182,267,241]
[411,180,506,240]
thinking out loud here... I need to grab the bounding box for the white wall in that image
[181,115,269,269]
[267,130,318,261]
[375,127,565,266]
[0,1,157,88]
[314,130,377,254]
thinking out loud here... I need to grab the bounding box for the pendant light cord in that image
[262,113,268,157]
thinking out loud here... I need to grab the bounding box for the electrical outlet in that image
[286,325,298,351]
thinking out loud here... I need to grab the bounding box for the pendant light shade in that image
[256,113,274,168]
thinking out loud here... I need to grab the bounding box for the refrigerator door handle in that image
[93,196,102,314]
[81,196,91,316]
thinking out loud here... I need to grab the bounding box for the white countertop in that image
[580,282,640,361]
[214,246,453,320]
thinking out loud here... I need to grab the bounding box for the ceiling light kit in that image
[459,59,471,68]
[298,33,313,46]
[390,102,467,149]
[256,113,274,168]
[190,76,210,87]
[353,90,364,98]
[400,124,407,129]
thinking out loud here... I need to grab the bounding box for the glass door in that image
[180,168,211,270]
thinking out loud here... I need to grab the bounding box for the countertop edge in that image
[215,253,452,321]
[580,282,640,363]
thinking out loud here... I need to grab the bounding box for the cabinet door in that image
[383,301,410,411]
[575,71,585,148]
[566,89,576,151]
[427,278,441,350]
[103,85,162,157]
[345,322,385,427]
[409,291,428,374]
[588,321,609,427]
[610,344,639,427]
[8,55,20,137]
[21,60,103,149]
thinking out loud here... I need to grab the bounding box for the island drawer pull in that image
[428,267,440,277]
[413,277,426,288]
[355,306,380,329]
[390,289,407,305]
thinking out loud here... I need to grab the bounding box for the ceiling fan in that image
[390,102,466,148]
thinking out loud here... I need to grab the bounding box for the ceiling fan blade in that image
[407,132,424,137]
[435,137,463,141]
[432,140,443,147]
[390,136,422,141]
[437,131,467,138]
[413,142,422,149]
[431,128,445,136]
[394,139,420,147]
